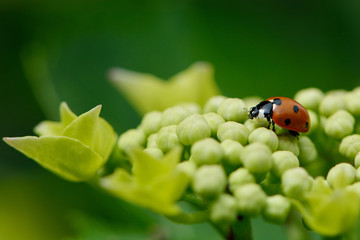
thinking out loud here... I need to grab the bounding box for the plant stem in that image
[228,216,253,240]
[166,210,209,224]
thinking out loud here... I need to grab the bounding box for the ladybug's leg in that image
[266,116,272,129]
[289,130,299,138]
[271,120,276,132]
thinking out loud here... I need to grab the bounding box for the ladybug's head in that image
[248,106,259,119]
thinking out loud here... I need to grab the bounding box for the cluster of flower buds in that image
[115,86,360,236]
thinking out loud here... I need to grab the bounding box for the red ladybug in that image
[248,96,310,136]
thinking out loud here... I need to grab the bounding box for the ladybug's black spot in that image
[293,105,299,113]
[284,118,291,125]
[305,121,309,129]
[273,98,282,105]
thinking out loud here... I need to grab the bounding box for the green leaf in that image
[3,136,104,182]
[292,188,359,236]
[108,62,220,114]
[62,105,101,148]
[101,147,189,215]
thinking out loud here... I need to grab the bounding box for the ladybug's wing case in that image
[267,97,310,133]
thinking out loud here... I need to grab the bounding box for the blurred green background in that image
[1,0,359,239]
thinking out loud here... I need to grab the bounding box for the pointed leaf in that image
[34,121,64,136]
[60,102,77,126]
[108,62,220,114]
[62,105,101,148]
[4,136,104,182]
[93,118,117,160]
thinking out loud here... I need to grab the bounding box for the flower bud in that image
[160,106,191,127]
[202,112,225,136]
[326,163,356,189]
[234,183,267,217]
[307,110,319,134]
[248,127,278,152]
[355,152,360,168]
[271,151,299,177]
[277,135,299,156]
[294,88,324,110]
[180,103,201,114]
[144,148,163,160]
[324,110,354,139]
[146,133,158,148]
[217,121,249,145]
[176,114,211,146]
[118,129,146,154]
[298,136,317,165]
[156,125,181,152]
[346,182,360,199]
[191,138,223,165]
[244,118,268,132]
[345,90,360,116]
[241,142,272,174]
[228,168,255,192]
[319,90,346,117]
[217,98,248,123]
[204,96,226,113]
[210,194,237,224]
[176,160,197,179]
[140,111,162,136]
[339,134,360,159]
[281,167,313,199]
[263,195,291,224]
[243,96,263,109]
[221,139,243,166]
[192,165,226,198]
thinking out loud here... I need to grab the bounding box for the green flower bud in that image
[271,151,299,177]
[248,127,278,152]
[210,194,237,224]
[277,135,299,156]
[140,111,162,136]
[217,121,249,145]
[294,88,324,110]
[356,167,360,181]
[244,118,268,132]
[345,90,360,116]
[355,152,360,168]
[228,168,255,193]
[204,96,226,113]
[180,103,201,114]
[326,163,356,189]
[307,110,319,134]
[217,98,248,123]
[156,125,181,152]
[203,112,225,136]
[146,133,158,148]
[324,110,355,139]
[221,139,243,166]
[298,136,318,165]
[319,90,346,117]
[263,195,291,224]
[176,114,211,146]
[241,142,272,174]
[243,96,263,109]
[346,182,360,199]
[339,134,360,159]
[191,138,223,165]
[192,165,226,198]
[176,160,197,179]
[160,106,191,127]
[234,183,267,217]
[118,129,146,154]
[282,167,313,199]
[144,147,163,160]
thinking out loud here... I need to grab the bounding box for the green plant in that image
[5,62,360,239]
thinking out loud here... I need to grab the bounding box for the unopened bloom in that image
[190,138,223,165]
[192,165,226,198]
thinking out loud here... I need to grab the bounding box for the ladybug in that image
[248,97,310,137]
